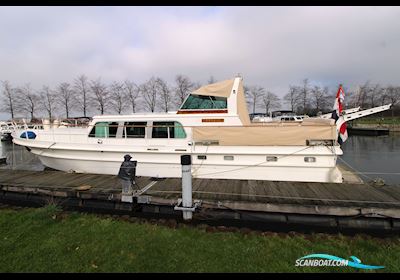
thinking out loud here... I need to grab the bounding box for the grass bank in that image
[352,116,400,125]
[0,206,399,272]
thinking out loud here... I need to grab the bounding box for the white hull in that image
[21,142,343,183]
[37,155,342,183]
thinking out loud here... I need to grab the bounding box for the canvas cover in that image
[237,80,251,125]
[300,118,335,125]
[191,78,251,125]
[192,79,234,97]
[193,123,336,146]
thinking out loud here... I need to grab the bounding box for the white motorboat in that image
[1,121,17,141]
[252,111,309,123]
[13,76,358,183]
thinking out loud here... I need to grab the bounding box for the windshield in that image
[180,94,227,110]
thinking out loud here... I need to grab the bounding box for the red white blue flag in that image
[331,85,348,144]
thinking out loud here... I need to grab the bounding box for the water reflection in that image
[0,140,44,171]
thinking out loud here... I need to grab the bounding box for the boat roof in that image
[92,112,233,120]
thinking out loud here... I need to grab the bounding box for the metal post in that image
[12,142,15,170]
[181,155,192,220]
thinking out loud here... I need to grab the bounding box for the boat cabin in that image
[83,77,338,146]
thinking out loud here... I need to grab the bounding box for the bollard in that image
[181,155,193,220]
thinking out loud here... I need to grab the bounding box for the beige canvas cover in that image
[237,80,251,125]
[193,123,336,146]
[301,118,335,125]
[192,79,234,97]
[191,78,251,125]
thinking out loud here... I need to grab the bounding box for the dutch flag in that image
[331,84,348,145]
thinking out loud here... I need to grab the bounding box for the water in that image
[340,133,400,185]
[0,140,44,171]
[1,135,400,185]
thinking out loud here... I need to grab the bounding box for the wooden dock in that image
[1,169,400,234]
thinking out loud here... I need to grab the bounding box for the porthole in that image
[304,157,316,163]
[266,156,278,162]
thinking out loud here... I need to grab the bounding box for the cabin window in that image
[89,122,119,138]
[124,122,146,138]
[266,156,278,162]
[170,122,186,138]
[304,157,316,163]
[180,94,227,110]
[108,122,119,138]
[152,122,170,138]
[198,155,207,160]
[224,155,234,161]
[152,121,186,139]
[282,117,295,122]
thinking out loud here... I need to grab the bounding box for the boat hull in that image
[26,146,343,183]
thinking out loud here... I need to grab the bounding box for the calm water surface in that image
[1,134,400,185]
[340,133,400,185]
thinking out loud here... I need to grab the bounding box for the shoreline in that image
[350,123,400,132]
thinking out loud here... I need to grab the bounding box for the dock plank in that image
[1,169,400,213]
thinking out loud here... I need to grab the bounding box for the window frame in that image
[179,94,228,110]
[123,121,147,139]
[151,121,187,139]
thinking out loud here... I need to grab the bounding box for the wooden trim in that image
[202,119,225,123]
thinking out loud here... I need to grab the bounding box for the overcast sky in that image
[1,6,400,118]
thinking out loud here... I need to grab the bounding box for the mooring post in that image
[181,154,193,220]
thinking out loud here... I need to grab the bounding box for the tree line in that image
[347,81,400,117]
[246,78,400,117]
[1,75,399,120]
[0,74,202,120]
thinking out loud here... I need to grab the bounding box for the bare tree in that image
[57,82,75,119]
[351,81,370,108]
[109,81,126,114]
[284,85,300,113]
[124,80,140,113]
[155,77,172,112]
[347,87,359,109]
[349,82,387,109]
[74,74,91,117]
[311,85,330,114]
[207,75,216,84]
[141,77,158,112]
[1,80,17,119]
[299,78,311,114]
[15,84,39,121]
[245,85,265,114]
[174,74,194,106]
[379,87,389,106]
[262,91,280,115]
[366,83,384,108]
[385,86,400,118]
[90,79,109,115]
[39,86,58,119]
